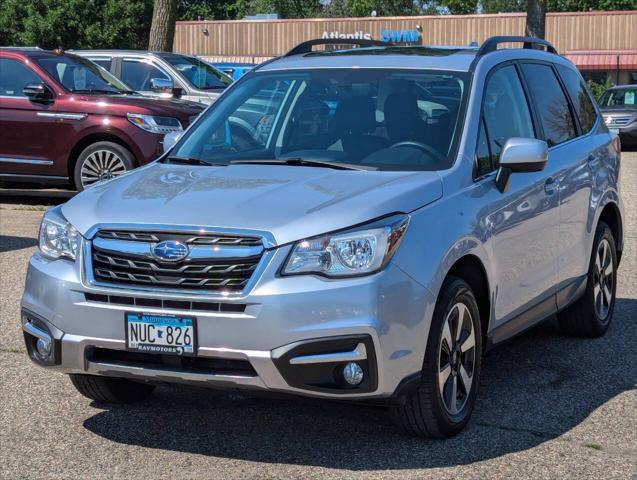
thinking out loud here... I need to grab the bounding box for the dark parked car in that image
[0,48,204,190]
[599,84,637,147]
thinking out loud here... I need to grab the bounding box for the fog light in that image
[35,337,51,357]
[343,362,364,386]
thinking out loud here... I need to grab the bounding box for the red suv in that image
[0,48,204,190]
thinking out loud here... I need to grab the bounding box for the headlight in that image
[282,215,409,277]
[38,208,81,260]
[127,113,183,134]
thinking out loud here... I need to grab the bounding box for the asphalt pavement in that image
[1,154,635,479]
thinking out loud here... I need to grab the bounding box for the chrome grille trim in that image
[604,115,635,127]
[96,229,263,246]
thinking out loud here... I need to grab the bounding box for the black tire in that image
[558,222,617,337]
[73,141,135,191]
[391,277,482,438]
[69,374,155,404]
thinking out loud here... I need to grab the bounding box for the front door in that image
[476,63,561,335]
[0,57,63,177]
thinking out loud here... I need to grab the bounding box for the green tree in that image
[0,0,153,49]
[480,0,526,12]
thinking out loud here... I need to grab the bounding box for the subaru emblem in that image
[152,240,189,262]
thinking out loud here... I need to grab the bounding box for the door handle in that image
[587,154,600,170]
[544,177,557,195]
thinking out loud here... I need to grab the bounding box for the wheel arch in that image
[67,132,139,188]
[597,201,623,265]
[445,254,492,345]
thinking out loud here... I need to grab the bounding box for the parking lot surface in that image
[1,153,636,479]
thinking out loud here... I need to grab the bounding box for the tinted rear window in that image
[556,65,598,134]
[521,63,576,147]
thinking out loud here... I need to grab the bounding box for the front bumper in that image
[21,247,436,400]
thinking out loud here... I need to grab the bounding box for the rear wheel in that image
[558,222,617,337]
[69,374,155,404]
[73,141,135,191]
[391,277,482,438]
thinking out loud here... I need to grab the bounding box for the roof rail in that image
[285,38,390,57]
[476,36,557,56]
[0,46,42,50]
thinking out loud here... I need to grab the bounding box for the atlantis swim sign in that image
[321,28,421,43]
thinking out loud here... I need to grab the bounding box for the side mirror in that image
[162,131,182,153]
[23,82,53,101]
[495,137,548,193]
[150,77,173,93]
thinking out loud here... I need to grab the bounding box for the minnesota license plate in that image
[126,312,196,355]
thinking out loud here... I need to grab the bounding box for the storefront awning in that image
[565,50,637,71]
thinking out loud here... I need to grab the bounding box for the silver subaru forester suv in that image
[22,37,624,438]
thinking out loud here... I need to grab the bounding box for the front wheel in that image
[391,277,482,438]
[558,222,617,337]
[69,374,155,404]
[73,141,135,191]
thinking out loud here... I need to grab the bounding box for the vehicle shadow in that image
[83,298,636,470]
[0,235,37,253]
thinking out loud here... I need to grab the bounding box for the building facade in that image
[174,10,637,84]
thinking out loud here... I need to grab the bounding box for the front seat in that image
[332,96,387,161]
[384,92,427,145]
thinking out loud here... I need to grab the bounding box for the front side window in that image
[480,65,535,170]
[0,58,41,97]
[161,54,231,90]
[88,57,113,72]
[36,54,129,93]
[121,59,171,92]
[173,69,469,171]
[521,63,576,147]
[556,64,598,134]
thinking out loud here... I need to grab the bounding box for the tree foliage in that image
[0,0,154,49]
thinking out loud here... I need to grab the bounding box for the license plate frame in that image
[125,312,197,356]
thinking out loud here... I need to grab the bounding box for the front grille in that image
[84,292,247,313]
[91,230,263,292]
[605,115,635,127]
[88,348,257,377]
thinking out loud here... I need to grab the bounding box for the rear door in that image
[519,62,595,308]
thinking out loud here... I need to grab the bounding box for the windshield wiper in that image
[164,156,226,166]
[230,158,377,171]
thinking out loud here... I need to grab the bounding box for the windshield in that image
[36,54,130,93]
[162,54,232,90]
[599,88,637,108]
[173,68,469,171]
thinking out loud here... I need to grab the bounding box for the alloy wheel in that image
[438,302,476,416]
[80,149,127,187]
[593,238,614,321]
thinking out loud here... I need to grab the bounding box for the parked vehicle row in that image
[599,84,637,147]
[72,50,233,104]
[0,48,205,189]
[21,37,624,438]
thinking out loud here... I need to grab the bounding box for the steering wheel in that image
[388,141,444,163]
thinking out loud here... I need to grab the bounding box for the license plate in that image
[126,312,196,355]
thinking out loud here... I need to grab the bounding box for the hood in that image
[62,163,443,246]
[600,106,637,115]
[70,94,205,120]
